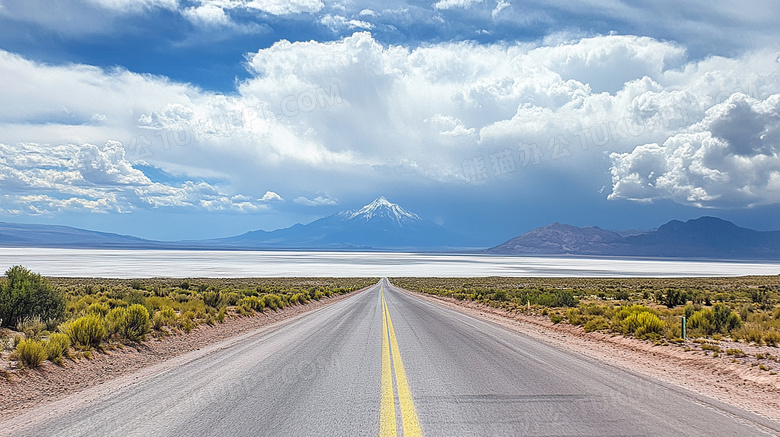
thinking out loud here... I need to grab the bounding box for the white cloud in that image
[433,0,484,10]
[1,33,779,216]
[320,14,374,32]
[182,3,231,26]
[244,0,323,15]
[609,93,780,208]
[260,190,283,201]
[294,195,338,206]
[492,0,509,18]
[0,141,268,214]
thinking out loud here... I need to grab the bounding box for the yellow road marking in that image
[380,285,397,437]
[380,283,423,437]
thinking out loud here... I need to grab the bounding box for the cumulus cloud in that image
[2,33,780,217]
[0,141,269,214]
[182,3,231,26]
[609,93,780,208]
[260,190,283,201]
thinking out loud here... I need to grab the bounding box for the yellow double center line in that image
[380,284,422,437]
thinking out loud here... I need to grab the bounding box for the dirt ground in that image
[407,290,780,423]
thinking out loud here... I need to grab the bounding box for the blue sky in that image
[1,0,779,245]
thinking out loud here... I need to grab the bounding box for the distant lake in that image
[0,248,779,278]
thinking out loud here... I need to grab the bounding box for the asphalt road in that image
[4,279,779,436]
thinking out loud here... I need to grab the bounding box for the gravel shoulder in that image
[0,288,366,418]
[402,287,780,423]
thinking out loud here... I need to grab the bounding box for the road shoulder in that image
[397,285,780,423]
[0,287,369,418]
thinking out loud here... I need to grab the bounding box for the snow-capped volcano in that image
[209,196,476,250]
[346,197,421,224]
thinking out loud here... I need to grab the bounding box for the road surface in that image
[4,279,779,436]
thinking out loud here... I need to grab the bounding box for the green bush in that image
[104,307,127,337]
[263,294,283,310]
[622,312,665,337]
[122,304,151,342]
[45,333,70,361]
[689,305,742,335]
[238,296,266,312]
[217,307,226,323]
[16,338,47,368]
[0,266,66,328]
[86,302,109,317]
[549,313,563,324]
[203,291,220,308]
[565,308,582,325]
[66,315,106,349]
[583,316,609,333]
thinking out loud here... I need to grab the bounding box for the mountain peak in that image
[347,197,421,224]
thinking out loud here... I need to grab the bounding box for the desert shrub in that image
[713,304,742,332]
[733,322,764,344]
[583,316,609,333]
[124,290,146,306]
[220,292,242,307]
[701,343,721,352]
[217,307,226,323]
[663,289,686,308]
[765,330,780,347]
[565,308,582,325]
[66,315,106,349]
[17,316,46,340]
[263,294,283,310]
[86,302,109,317]
[536,290,577,307]
[203,291,220,308]
[238,296,265,312]
[16,338,47,368]
[613,290,629,301]
[104,307,127,337]
[122,305,151,342]
[493,290,508,301]
[689,305,742,336]
[180,317,195,333]
[290,293,309,305]
[725,348,745,356]
[580,303,609,317]
[159,307,176,319]
[144,296,177,312]
[45,333,70,361]
[0,266,66,328]
[622,312,665,337]
[153,307,177,330]
[549,313,563,324]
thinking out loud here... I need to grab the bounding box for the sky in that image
[0,0,779,245]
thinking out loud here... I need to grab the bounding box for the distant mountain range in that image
[1,200,779,259]
[487,217,780,260]
[0,197,475,251]
[193,196,474,250]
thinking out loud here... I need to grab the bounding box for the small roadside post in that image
[681,316,687,340]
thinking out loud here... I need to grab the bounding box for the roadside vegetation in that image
[392,276,780,372]
[0,266,374,374]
